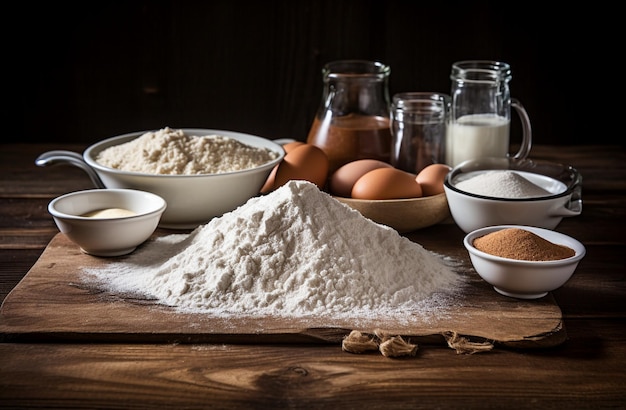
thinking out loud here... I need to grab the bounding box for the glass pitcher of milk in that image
[445,60,532,167]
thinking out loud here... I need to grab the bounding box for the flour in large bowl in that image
[84,180,460,317]
[95,127,280,175]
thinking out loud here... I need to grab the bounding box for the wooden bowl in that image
[334,193,450,233]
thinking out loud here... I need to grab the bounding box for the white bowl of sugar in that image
[444,157,582,233]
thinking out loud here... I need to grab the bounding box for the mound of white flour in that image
[84,180,459,317]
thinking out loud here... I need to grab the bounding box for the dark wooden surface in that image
[1,143,626,409]
[0,233,567,348]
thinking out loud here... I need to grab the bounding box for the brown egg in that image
[270,143,329,190]
[260,164,279,193]
[282,141,305,153]
[329,159,393,197]
[352,167,423,200]
[416,164,452,196]
[261,141,308,193]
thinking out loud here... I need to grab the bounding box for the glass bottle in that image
[306,60,392,174]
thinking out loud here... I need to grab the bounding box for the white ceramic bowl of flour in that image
[36,129,285,229]
[444,157,582,233]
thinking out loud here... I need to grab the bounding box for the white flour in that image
[455,170,551,198]
[84,181,460,317]
[96,127,279,175]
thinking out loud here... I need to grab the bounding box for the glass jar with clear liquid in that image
[306,60,392,174]
[445,60,532,167]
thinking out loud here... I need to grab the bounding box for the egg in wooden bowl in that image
[330,161,452,233]
[259,142,452,233]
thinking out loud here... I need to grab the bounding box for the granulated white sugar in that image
[95,127,279,175]
[455,170,551,198]
[83,180,460,317]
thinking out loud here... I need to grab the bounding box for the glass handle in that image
[511,98,532,160]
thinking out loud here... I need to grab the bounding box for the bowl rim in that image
[463,225,586,266]
[444,157,582,202]
[83,128,286,178]
[332,192,446,204]
[48,188,167,221]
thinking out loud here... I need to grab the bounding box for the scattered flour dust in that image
[83,180,462,318]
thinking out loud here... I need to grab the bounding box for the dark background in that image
[4,1,619,147]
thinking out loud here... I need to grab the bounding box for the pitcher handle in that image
[510,98,532,160]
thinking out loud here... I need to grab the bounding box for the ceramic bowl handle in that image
[35,150,106,189]
[551,186,583,218]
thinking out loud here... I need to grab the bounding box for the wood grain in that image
[0,233,566,348]
[2,326,625,409]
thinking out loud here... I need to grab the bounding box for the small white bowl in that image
[464,225,586,299]
[444,157,582,233]
[48,189,167,257]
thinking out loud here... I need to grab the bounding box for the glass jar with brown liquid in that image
[306,60,392,174]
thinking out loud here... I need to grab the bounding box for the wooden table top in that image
[1,143,625,409]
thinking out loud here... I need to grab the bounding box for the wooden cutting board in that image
[0,233,566,349]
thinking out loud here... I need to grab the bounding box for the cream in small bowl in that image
[463,225,586,299]
[48,189,166,257]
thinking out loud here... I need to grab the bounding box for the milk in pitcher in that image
[445,114,509,167]
[446,60,532,167]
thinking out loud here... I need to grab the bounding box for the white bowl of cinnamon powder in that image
[463,225,586,299]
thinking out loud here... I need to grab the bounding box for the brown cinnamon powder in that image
[473,228,575,261]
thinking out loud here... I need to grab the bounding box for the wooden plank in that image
[0,233,566,348]
[2,325,625,409]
